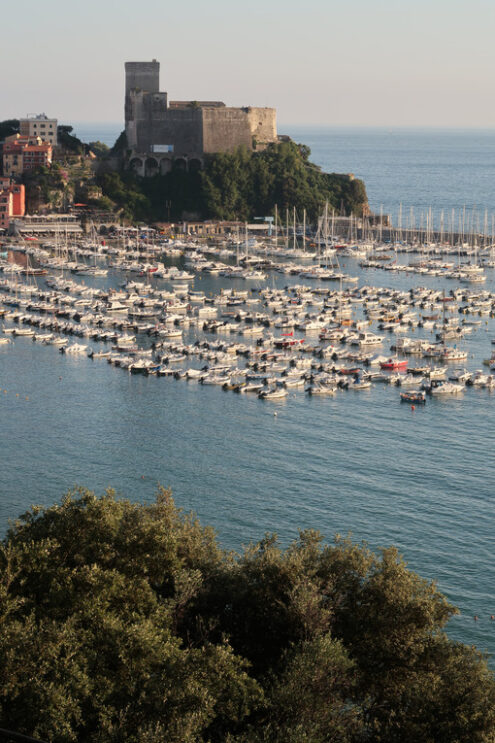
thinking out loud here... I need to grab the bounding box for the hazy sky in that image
[2,0,495,127]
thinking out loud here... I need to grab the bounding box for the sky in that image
[2,0,495,128]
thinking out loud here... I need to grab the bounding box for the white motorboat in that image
[259,386,288,400]
[430,382,464,396]
[62,343,88,355]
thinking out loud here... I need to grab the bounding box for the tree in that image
[0,119,19,141]
[88,141,110,159]
[110,130,128,157]
[0,489,261,742]
[57,126,87,155]
[1,490,494,743]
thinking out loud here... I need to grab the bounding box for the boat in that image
[427,366,448,380]
[306,383,337,395]
[12,327,35,337]
[283,377,305,389]
[448,368,471,383]
[466,370,491,387]
[379,358,408,371]
[200,375,231,385]
[237,383,264,394]
[430,382,464,396]
[400,390,426,403]
[398,374,422,387]
[355,332,384,347]
[62,343,88,355]
[45,336,69,347]
[350,378,372,390]
[258,386,288,400]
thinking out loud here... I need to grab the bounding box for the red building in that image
[0,177,26,230]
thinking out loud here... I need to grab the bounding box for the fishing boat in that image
[400,390,426,403]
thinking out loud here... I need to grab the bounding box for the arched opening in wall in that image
[188,158,202,173]
[160,158,172,175]
[129,157,143,173]
[173,158,187,171]
[145,157,159,177]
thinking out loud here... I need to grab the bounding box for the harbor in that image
[3,221,495,660]
[2,229,495,402]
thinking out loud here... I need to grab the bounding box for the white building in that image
[19,114,58,146]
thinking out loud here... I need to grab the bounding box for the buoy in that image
[273,411,278,417]
[411,405,415,411]
[25,396,29,401]
[15,393,19,397]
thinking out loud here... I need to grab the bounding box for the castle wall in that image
[201,108,253,153]
[247,108,277,146]
[154,109,204,156]
[201,107,277,153]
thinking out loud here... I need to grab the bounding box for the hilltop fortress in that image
[125,60,278,176]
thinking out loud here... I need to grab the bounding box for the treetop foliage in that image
[1,489,494,743]
[88,141,110,159]
[0,119,19,141]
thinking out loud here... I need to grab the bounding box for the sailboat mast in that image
[293,206,296,252]
[274,204,278,248]
[303,209,306,253]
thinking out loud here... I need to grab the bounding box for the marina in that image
[3,233,495,403]
[2,227,495,666]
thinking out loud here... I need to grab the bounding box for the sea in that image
[3,123,495,658]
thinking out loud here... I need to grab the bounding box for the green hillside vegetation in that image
[22,162,70,211]
[95,141,368,223]
[0,118,368,223]
[0,489,494,743]
[200,142,367,222]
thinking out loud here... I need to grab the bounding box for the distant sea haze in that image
[73,123,495,231]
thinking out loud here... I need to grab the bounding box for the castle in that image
[125,60,278,176]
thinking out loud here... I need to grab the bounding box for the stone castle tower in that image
[124,60,277,176]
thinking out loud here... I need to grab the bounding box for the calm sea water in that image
[3,124,495,657]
